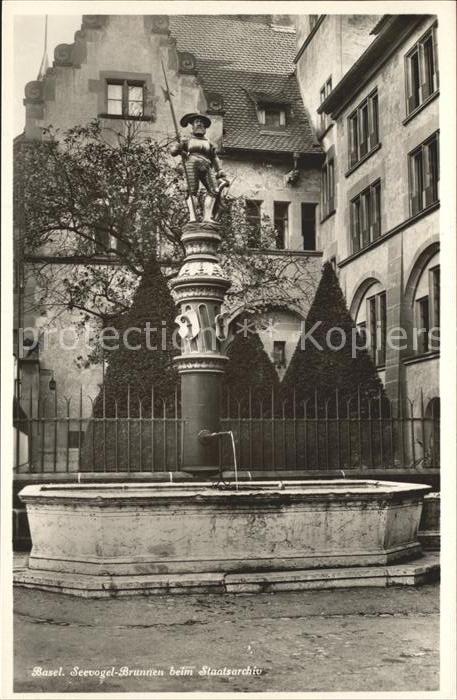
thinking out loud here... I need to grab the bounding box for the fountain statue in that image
[169,111,232,477]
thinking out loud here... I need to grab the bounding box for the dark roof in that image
[169,15,321,156]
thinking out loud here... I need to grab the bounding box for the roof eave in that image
[222,145,323,160]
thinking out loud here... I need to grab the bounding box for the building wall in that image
[294,15,378,262]
[294,15,378,132]
[311,15,440,406]
[225,156,320,250]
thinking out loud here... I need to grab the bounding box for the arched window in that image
[412,252,439,354]
[354,281,386,366]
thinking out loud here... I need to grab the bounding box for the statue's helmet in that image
[180,112,211,128]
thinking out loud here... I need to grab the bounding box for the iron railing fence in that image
[13,385,439,476]
[219,387,440,472]
[14,386,183,475]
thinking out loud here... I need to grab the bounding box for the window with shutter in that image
[359,104,369,157]
[429,265,440,351]
[321,165,328,214]
[408,132,439,214]
[368,93,379,151]
[321,159,335,220]
[320,85,326,131]
[416,296,430,353]
[328,160,335,212]
[367,296,377,363]
[377,292,387,366]
[351,199,361,253]
[405,25,439,115]
[366,292,386,366]
[319,76,332,132]
[371,183,381,239]
[350,180,381,252]
[361,191,370,248]
[347,90,379,168]
[349,115,358,166]
[410,150,423,215]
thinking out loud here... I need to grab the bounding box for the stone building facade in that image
[295,14,440,413]
[16,14,325,402]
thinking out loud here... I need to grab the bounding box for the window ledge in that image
[402,90,439,126]
[98,113,155,122]
[403,350,440,366]
[345,142,382,178]
[338,200,440,268]
[245,247,323,257]
[320,208,336,224]
[259,128,289,135]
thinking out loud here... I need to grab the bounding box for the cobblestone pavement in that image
[13,582,439,694]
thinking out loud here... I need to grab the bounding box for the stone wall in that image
[295,15,440,406]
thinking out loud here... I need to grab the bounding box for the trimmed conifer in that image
[92,255,179,418]
[282,262,385,413]
[223,317,279,416]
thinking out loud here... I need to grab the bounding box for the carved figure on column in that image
[170,113,229,223]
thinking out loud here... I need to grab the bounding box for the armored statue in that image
[170,113,229,222]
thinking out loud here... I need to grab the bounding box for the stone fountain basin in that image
[19,480,430,576]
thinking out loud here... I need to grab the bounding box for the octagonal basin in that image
[18,479,430,577]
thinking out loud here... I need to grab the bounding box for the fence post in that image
[53,384,58,473]
[335,387,341,471]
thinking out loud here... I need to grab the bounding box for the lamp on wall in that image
[49,373,56,391]
[285,152,300,186]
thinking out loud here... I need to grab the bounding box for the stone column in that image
[171,221,231,476]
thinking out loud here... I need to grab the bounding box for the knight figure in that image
[170,112,229,222]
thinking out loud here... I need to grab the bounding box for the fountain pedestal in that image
[171,222,231,476]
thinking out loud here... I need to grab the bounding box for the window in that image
[273,341,286,368]
[409,132,439,215]
[257,106,287,127]
[367,291,386,366]
[405,26,439,114]
[321,159,335,219]
[274,202,289,249]
[107,80,144,117]
[350,181,381,253]
[348,90,379,168]
[319,76,332,132]
[301,203,317,250]
[412,257,439,354]
[430,266,440,333]
[68,430,85,449]
[416,296,430,354]
[245,199,262,247]
[356,321,367,347]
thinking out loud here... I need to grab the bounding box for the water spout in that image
[198,429,238,490]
